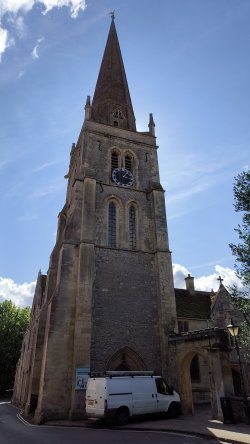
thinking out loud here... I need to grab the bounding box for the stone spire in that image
[148,113,155,136]
[91,17,136,131]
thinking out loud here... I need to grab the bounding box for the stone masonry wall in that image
[91,247,162,373]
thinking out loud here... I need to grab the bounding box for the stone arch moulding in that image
[106,347,147,371]
[123,148,137,164]
[109,146,122,156]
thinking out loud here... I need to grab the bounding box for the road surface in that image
[0,401,224,444]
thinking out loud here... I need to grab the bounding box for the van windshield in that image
[155,378,172,395]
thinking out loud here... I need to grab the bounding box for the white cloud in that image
[0,1,35,16]
[7,14,26,37]
[0,0,87,59]
[195,265,244,292]
[0,277,36,307]
[173,263,190,289]
[173,263,244,293]
[0,0,87,18]
[14,15,25,37]
[31,43,38,58]
[40,0,87,18]
[0,26,12,61]
[1,264,245,309]
[31,37,44,59]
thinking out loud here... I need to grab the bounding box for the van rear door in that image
[86,378,106,418]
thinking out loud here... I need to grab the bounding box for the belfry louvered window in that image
[125,155,132,172]
[111,152,118,179]
[129,205,136,250]
[108,202,116,247]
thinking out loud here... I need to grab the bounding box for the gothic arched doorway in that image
[106,347,147,371]
[180,350,211,416]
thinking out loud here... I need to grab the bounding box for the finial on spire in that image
[217,275,224,286]
[84,95,92,120]
[110,10,115,21]
[148,113,155,136]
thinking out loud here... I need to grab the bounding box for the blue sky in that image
[0,0,249,305]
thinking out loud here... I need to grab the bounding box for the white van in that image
[86,371,180,425]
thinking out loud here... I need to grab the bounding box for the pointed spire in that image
[84,95,91,120]
[91,17,136,131]
[148,113,155,136]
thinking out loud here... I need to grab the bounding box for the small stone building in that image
[13,18,249,423]
[172,275,249,418]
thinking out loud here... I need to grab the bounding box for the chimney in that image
[185,274,195,293]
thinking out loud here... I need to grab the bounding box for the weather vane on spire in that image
[110,10,115,20]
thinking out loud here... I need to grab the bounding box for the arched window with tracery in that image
[111,152,119,180]
[125,154,132,172]
[108,202,116,247]
[129,205,136,250]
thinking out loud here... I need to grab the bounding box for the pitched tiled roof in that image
[175,288,212,319]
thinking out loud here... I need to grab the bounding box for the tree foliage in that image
[229,170,250,287]
[0,300,30,395]
[230,287,250,358]
[229,170,250,356]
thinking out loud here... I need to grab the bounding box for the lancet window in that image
[108,202,117,247]
[129,205,136,250]
[111,152,119,179]
[125,155,132,172]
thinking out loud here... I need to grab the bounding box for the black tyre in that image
[116,406,129,425]
[167,402,180,418]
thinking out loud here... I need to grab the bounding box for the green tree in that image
[229,169,250,287]
[230,287,250,358]
[229,170,250,356]
[0,300,30,396]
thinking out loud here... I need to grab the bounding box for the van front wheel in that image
[167,402,180,418]
[116,407,129,425]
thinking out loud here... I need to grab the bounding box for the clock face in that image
[112,168,133,187]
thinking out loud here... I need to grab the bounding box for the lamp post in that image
[227,319,250,424]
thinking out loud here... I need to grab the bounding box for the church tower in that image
[20,17,177,423]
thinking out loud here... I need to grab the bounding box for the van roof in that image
[90,371,157,378]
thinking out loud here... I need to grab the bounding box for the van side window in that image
[155,378,171,395]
